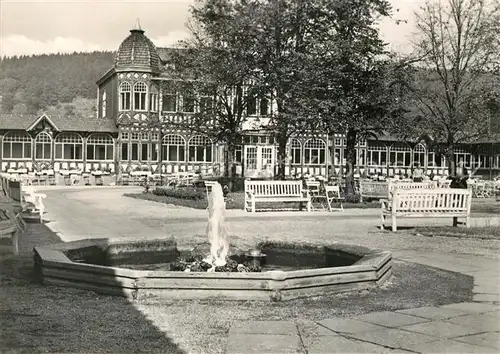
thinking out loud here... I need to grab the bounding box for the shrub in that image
[153,186,205,200]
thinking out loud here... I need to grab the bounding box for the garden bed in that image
[124,191,381,210]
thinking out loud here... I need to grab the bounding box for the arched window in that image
[87,133,114,161]
[188,135,212,162]
[162,135,185,162]
[413,143,426,167]
[101,91,107,118]
[134,82,147,111]
[120,82,131,110]
[290,138,301,164]
[304,139,326,165]
[55,133,83,160]
[35,132,52,160]
[2,132,32,159]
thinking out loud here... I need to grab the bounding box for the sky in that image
[0,0,426,58]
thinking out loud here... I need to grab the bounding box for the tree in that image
[405,0,500,174]
[170,0,263,189]
[310,0,405,195]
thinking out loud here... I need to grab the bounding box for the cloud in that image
[151,31,190,47]
[0,34,106,57]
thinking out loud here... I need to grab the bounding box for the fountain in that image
[204,183,229,268]
[33,182,393,301]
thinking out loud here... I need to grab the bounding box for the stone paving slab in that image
[404,339,499,353]
[440,302,500,313]
[318,318,387,334]
[225,333,303,353]
[347,327,437,349]
[454,331,500,349]
[304,335,394,353]
[400,320,484,338]
[296,320,336,336]
[395,306,473,320]
[229,321,297,335]
[473,293,500,302]
[444,312,500,332]
[351,311,429,327]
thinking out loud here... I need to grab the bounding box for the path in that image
[36,187,500,353]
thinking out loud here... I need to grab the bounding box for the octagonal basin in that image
[34,238,392,301]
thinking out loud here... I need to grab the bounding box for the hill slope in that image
[0,51,114,114]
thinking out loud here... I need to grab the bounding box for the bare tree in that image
[408,0,500,174]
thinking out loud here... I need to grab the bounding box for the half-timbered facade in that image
[1,24,499,179]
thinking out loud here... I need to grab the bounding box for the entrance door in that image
[244,145,275,177]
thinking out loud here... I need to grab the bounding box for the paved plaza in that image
[4,186,500,353]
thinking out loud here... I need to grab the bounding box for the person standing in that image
[412,163,424,182]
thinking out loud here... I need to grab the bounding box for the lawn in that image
[412,226,500,240]
[124,190,381,210]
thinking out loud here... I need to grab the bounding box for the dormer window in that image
[101,91,107,118]
[120,82,131,110]
[134,82,147,111]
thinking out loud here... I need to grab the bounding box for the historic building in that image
[1,24,499,179]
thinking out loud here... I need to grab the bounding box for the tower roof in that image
[114,22,160,73]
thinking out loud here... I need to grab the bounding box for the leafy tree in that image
[308,0,405,195]
[403,0,500,174]
[171,0,265,188]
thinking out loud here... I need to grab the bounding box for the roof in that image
[0,113,117,133]
[114,27,160,73]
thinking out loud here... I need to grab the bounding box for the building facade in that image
[1,25,499,179]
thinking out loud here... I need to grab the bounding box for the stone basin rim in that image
[33,237,393,301]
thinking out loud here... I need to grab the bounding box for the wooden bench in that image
[0,205,26,255]
[360,180,438,202]
[380,189,472,232]
[244,180,311,212]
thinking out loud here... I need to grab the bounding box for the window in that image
[334,138,342,146]
[2,132,32,159]
[290,139,301,164]
[188,135,212,162]
[247,96,257,116]
[120,82,131,110]
[55,133,83,160]
[134,82,147,111]
[121,143,128,160]
[199,89,214,113]
[389,145,411,167]
[357,149,366,166]
[35,132,52,160]
[162,89,177,112]
[162,134,185,162]
[131,132,140,141]
[304,139,326,165]
[120,132,129,140]
[368,145,387,166]
[182,90,195,113]
[413,143,426,167]
[259,97,269,116]
[234,145,242,163]
[101,91,107,118]
[87,134,114,161]
[149,93,158,112]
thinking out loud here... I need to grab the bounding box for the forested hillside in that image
[0,51,114,115]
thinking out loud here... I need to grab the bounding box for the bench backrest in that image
[392,189,472,213]
[390,181,438,192]
[245,180,304,197]
[359,181,389,198]
[325,185,341,198]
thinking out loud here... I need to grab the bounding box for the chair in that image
[324,185,344,212]
[305,181,324,210]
